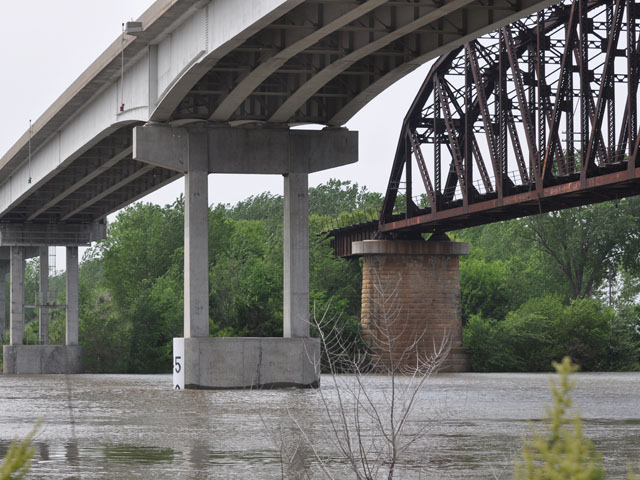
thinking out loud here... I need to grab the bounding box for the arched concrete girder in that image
[209,0,388,122]
[0,121,178,225]
[150,0,306,122]
[0,122,136,221]
[275,0,560,125]
[165,0,561,127]
[328,0,558,126]
[268,0,477,124]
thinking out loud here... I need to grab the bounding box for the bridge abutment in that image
[134,124,356,389]
[354,239,471,373]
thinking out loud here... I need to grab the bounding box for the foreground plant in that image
[514,357,604,480]
[0,422,40,480]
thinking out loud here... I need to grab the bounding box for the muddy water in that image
[0,373,638,479]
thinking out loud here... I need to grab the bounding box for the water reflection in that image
[0,373,637,478]
[104,445,175,465]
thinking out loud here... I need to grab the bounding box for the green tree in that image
[521,199,640,300]
[460,258,512,322]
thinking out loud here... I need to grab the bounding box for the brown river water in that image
[0,372,638,479]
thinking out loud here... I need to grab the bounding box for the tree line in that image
[1,179,639,373]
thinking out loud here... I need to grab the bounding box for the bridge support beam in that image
[134,125,358,389]
[353,239,471,373]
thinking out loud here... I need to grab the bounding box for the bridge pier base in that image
[2,345,83,374]
[354,239,471,373]
[173,337,320,389]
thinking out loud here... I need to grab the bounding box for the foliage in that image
[460,258,512,323]
[0,422,40,480]
[8,179,631,375]
[520,199,640,300]
[464,296,616,372]
[308,178,382,217]
[72,179,369,373]
[514,357,604,480]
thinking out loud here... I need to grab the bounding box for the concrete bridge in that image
[1,0,557,387]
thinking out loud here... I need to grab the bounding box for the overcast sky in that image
[0,1,434,210]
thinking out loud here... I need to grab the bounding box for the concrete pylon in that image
[66,246,79,346]
[1,229,102,374]
[9,246,25,346]
[39,246,49,345]
[0,262,8,343]
[283,173,309,338]
[184,130,209,339]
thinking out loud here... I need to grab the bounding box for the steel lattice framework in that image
[332,0,640,256]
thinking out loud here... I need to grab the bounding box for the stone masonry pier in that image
[354,239,471,373]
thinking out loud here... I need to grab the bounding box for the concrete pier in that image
[134,124,358,389]
[2,345,83,374]
[354,239,471,373]
[1,225,104,374]
[0,263,8,342]
[39,246,49,345]
[174,337,320,389]
[10,246,25,346]
[66,247,79,346]
[184,131,209,339]
[283,173,310,338]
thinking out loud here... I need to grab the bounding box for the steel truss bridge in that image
[331,0,640,257]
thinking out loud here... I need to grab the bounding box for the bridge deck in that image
[0,0,558,225]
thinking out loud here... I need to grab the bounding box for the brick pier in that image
[353,239,471,373]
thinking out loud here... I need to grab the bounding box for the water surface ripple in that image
[0,372,638,478]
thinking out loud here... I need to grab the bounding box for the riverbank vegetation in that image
[458,197,640,372]
[0,179,638,373]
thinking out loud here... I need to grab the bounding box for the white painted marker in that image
[173,338,185,390]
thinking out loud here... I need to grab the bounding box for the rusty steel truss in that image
[330,0,640,257]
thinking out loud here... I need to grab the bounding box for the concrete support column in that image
[354,239,471,373]
[283,173,309,338]
[66,246,79,346]
[39,247,49,345]
[10,247,25,346]
[0,263,8,342]
[184,132,209,338]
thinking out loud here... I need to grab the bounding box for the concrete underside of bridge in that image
[135,125,357,389]
[355,239,471,373]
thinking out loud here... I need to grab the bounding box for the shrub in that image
[0,422,40,480]
[514,357,604,480]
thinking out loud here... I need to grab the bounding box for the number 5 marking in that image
[174,356,182,374]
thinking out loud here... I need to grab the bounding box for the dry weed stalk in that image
[286,272,451,480]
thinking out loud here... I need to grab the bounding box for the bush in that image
[464,296,616,372]
[460,258,511,323]
[0,422,40,480]
[514,357,604,479]
[463,315,513,372]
